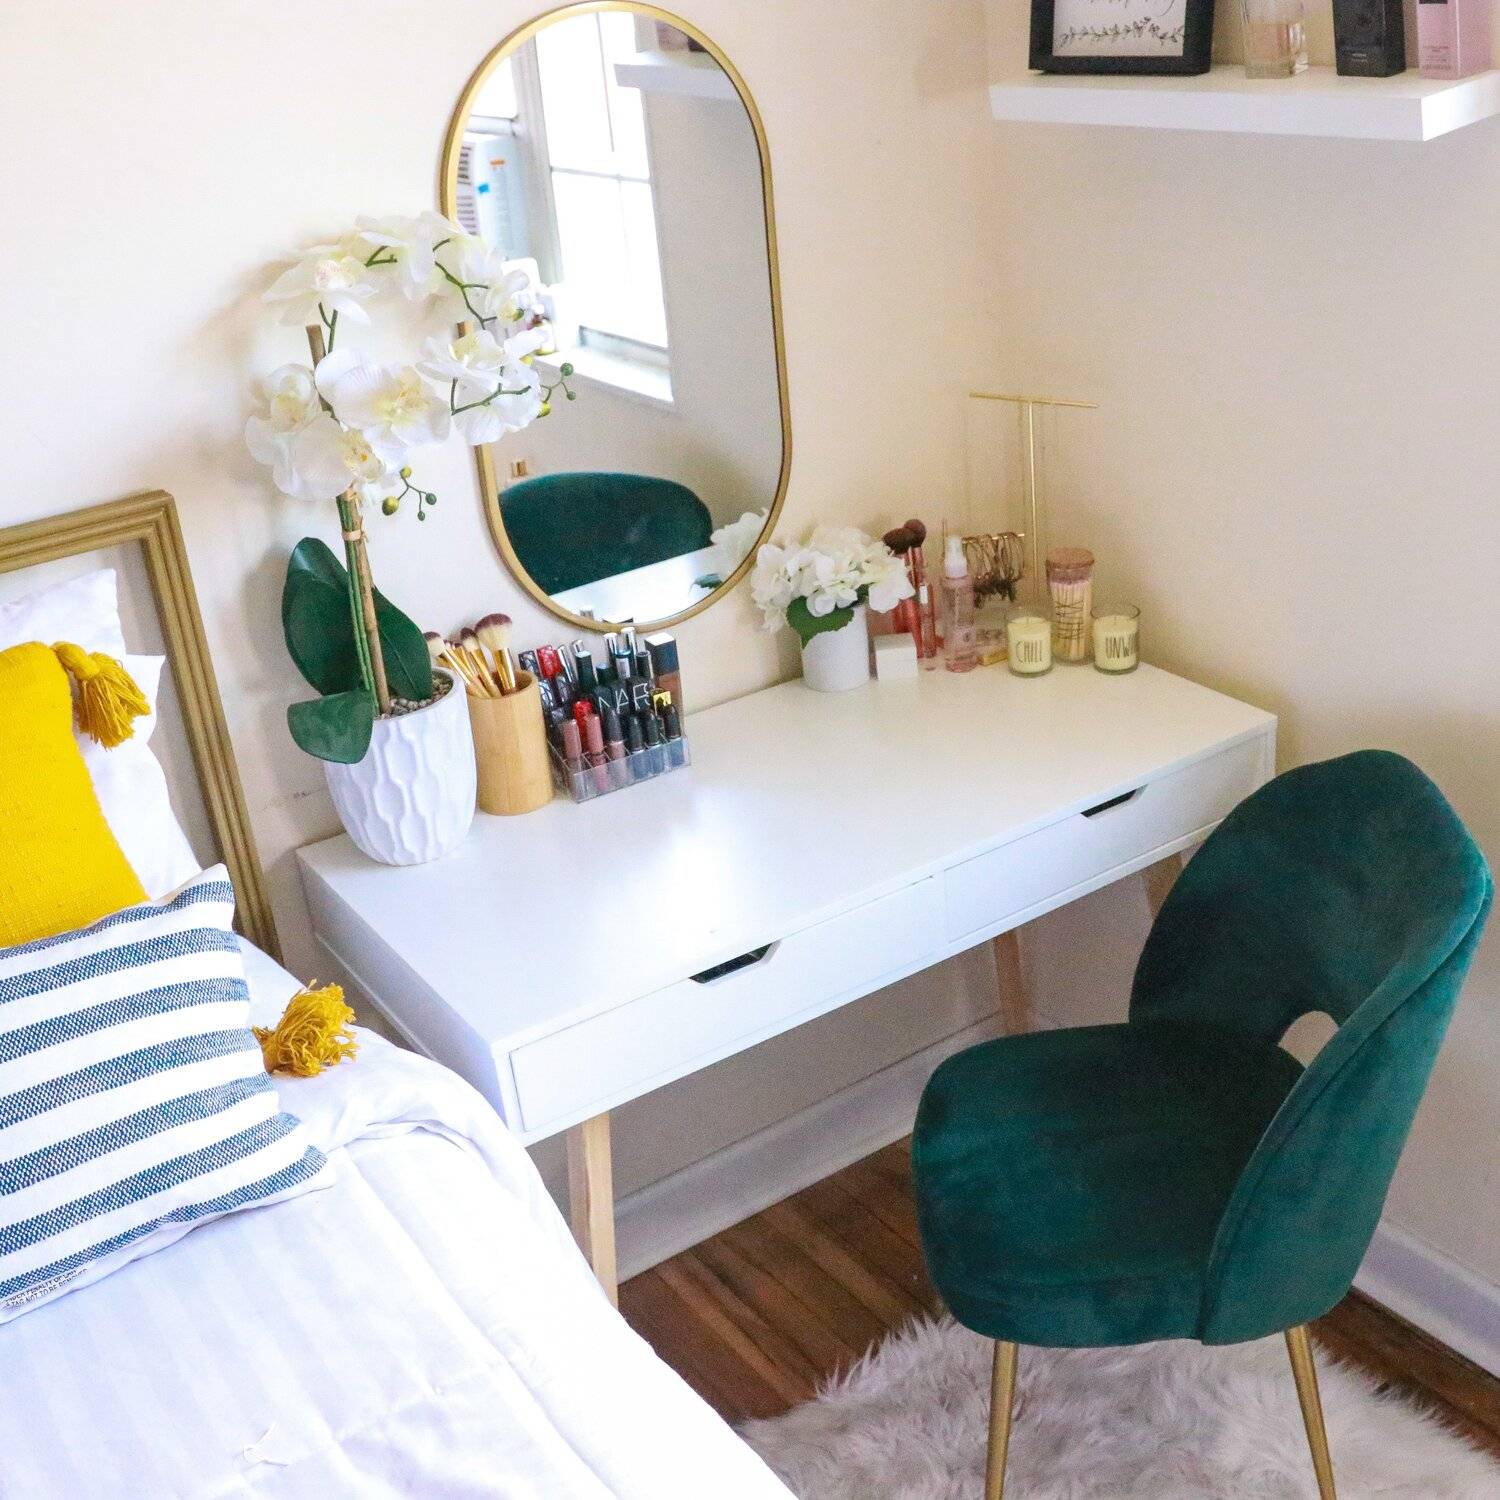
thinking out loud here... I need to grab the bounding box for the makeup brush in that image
[474,613,517,694]
[459,629,500,696]
[425,631,483,696]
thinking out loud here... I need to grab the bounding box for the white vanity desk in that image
[298,663,1275,1302]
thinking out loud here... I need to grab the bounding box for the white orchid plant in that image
[247,211,573,763]
[750,525,914,646]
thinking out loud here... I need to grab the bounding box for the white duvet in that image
[0,950,791,1499]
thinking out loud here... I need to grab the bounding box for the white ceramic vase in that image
[800,604,871,693]
[323,671,476,866]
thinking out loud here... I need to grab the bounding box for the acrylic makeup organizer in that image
[549,725,692,804]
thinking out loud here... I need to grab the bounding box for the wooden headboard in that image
[0,490,278,958]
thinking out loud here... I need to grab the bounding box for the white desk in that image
[298,664,1275,1302]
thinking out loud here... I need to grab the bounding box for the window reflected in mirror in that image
[445,7,788,630]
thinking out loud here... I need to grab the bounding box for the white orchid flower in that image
[245,364,321,492]
[355,211,462,302]
[273,414,390,501]
[453,361,543,445]
[315,348,449,461]
[417,329,507,399]
[264,238,379,327]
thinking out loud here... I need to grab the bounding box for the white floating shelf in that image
[990,64,1500,141]
[614,51,738,102]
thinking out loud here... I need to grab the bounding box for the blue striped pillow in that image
[0,867,329,1320]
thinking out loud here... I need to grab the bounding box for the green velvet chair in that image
[912,750,1492,1499]
[500,471,712,597]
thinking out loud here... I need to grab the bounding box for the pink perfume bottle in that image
[941,534,977,673]
[1419,0,1492,78]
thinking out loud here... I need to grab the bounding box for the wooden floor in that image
[621,1137,1500,1459]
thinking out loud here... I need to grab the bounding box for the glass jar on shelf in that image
[1091,604,1140,674]
[1045,548,1094,664]
[1006,605,1053,676]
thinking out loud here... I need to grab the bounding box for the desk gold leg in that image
[567,1112,618,1306]
[991,929,1030,1035]
[1140,852,1187,921]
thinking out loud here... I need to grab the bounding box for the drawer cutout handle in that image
[691,943,778,984]
[1082,787,1144,818]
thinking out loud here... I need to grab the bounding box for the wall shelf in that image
[989,65,1500,141]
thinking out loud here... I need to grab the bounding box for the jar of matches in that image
[1045,548,1095,664]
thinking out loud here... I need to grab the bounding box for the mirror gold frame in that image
[439,1,791,634]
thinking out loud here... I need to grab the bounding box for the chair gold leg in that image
[1285,1325,1338,1500]
[986,1340,1019,1500]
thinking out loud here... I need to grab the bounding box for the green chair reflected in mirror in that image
[913,750,1492,1499]
[500,471,712,598]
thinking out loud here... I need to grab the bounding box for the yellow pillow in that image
[0,642,146,947]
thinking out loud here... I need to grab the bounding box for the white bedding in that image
[0,947,790,1498]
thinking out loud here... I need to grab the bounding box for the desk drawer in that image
[944,737,1265,943]
[510,879,940,1134]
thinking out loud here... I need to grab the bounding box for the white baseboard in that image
[613,1013,1004,1283]
[1356,1220,1500,1378]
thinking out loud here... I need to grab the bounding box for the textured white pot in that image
[323,671,476,866]
[800,604,871,693]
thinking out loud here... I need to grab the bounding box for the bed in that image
[0,494,791,1499]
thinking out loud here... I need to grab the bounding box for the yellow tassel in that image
[52,642,150,748]
[253,983,359,1077]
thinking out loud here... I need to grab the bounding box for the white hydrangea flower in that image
[705,509,769,582]
[750,525,913,636]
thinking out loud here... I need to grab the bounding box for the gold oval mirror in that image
[440,3,790,633]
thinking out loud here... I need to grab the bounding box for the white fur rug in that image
[741,1316,1500,1499]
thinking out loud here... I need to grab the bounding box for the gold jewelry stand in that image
[968,392,1097,604]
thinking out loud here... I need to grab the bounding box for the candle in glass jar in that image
[1091,605,1140,674]
[1006,608,1052,676]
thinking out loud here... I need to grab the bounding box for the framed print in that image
[1030,0,1216,74]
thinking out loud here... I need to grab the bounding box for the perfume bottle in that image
[1418,0,1492,78]
[1241,0,1309,77]
[941,535,977,673]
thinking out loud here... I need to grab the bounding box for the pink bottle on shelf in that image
[1418,0,1491,79]
[940,534,977,673]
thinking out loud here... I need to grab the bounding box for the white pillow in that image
[0,569,201,898]
[0,868,331,1323]
[79,655,201,898]
[237,936,304,1030]
[0,568,124,657]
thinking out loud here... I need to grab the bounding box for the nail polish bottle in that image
[662,703,686,769]
[644,712,667,776]
[625,712,648,783]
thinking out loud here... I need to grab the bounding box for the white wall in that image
[0,0,1002,1202]
[984,0,1500,1295]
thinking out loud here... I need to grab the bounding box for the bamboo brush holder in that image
[469,671,553,816]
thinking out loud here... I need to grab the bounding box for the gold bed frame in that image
[0,491,279,959]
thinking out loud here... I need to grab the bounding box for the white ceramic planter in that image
[324,671,476,866]
[800,604,871,692]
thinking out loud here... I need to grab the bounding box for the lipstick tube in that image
[601,705,629,788]
[581,712,610,796]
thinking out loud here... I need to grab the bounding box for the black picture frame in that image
[1029,0,1215,75]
